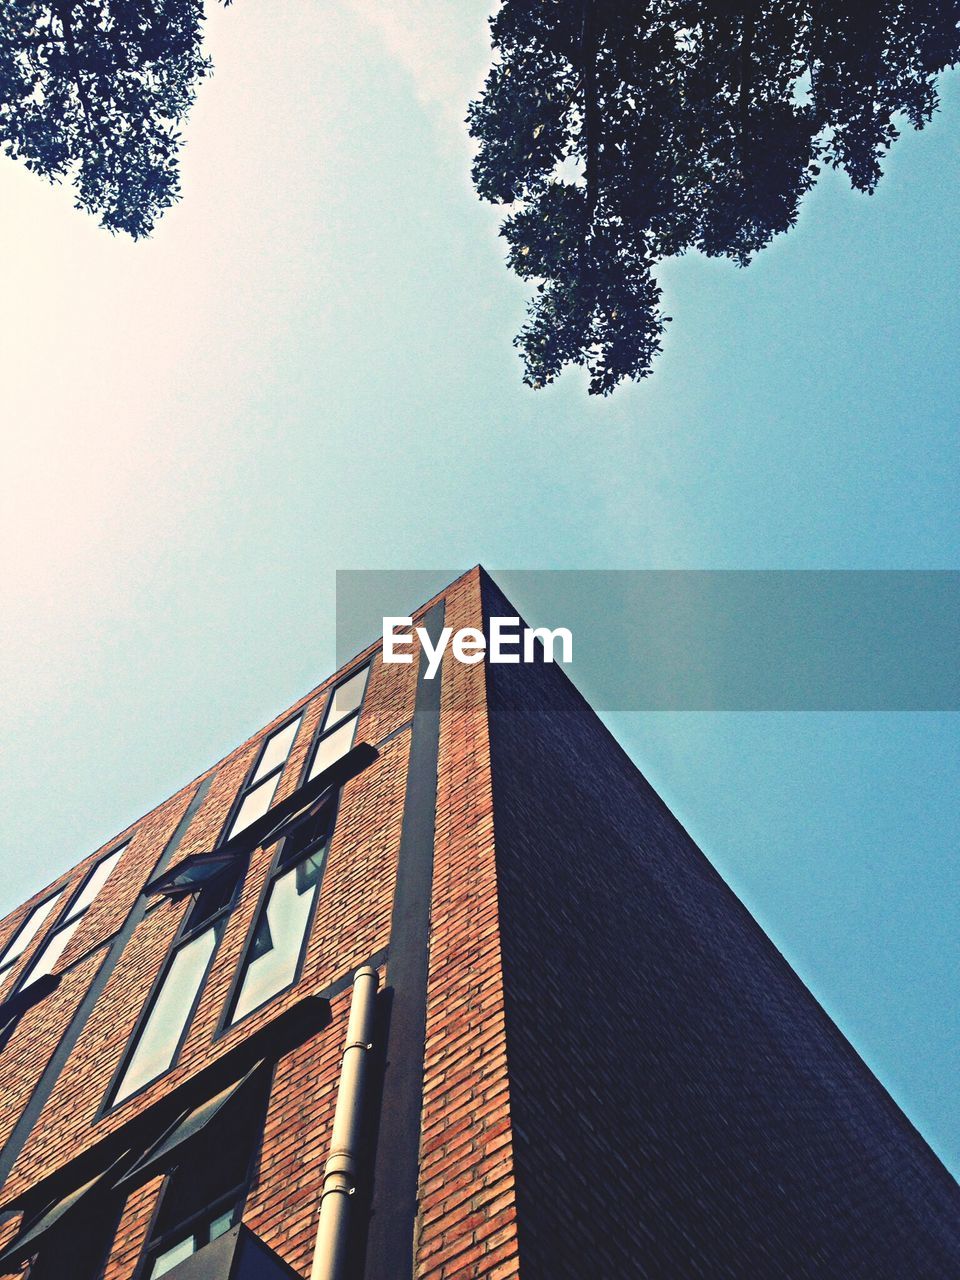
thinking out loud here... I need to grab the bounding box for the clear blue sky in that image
[0,2,957,1176]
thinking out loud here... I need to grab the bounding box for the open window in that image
[0,1153,128,1280]
[132,1065,271,1280]
[0,1068,272,1280]
[225,802,334,1028]
[0,1002,326,1280]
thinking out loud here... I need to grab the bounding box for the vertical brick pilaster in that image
[417,570,520,1280]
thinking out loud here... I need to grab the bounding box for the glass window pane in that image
[308,716,358,781]
[183,870,239,934]
[150,1235,196,1278]
[323,668,368,729]
[0,892,64,972]
[231,852,325,1024]
[277,815,329,871]
[227,774,280,840]
[67,846,124,920]
[21,917,83,987]
[151,1074,267,1239]
[114,928,218,1105]
[251,716,301,784]
[208,1207,237,1241]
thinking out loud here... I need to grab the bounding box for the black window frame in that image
[12,842,128,997]
[217,795,338,1034]
[100,716,305,1116]
[100,908,228,1116]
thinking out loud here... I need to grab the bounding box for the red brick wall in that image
[0,570,534,1280]
[0,588,444,1280]
[0,948,105,1154]
[416,569,520,1280]
[102,1176,163,1280]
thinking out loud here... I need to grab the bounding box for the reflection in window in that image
[251,717,300,783]
[229,846,326,1025]
[324,666,368,729]
[112,927,219,1106]
[18,845,126,990]
[69,846,124,916]
[0,891,65,978]
[226,715,302,842]
[227,773,281,839]
[308,717,358,780]
[306,665,369,782]
[20,918,82,987]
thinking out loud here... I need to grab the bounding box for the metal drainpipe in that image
[310,965,379,1280]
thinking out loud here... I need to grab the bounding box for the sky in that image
[0,0,958,1175]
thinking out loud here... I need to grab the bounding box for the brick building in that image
[0,567,957,1280]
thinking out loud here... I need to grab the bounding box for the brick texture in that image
[417,570,520,1280]
[479,572,960,1279]
[0,614,421,1280]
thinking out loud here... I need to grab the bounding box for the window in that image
[307,666,369,782]
[0,1069,270,1280]
[0,890,65,980]
[0,1158,125,1280]
[110,843,247,1110]
[18,845,126,991]
[108,717,306,1111]
[110,920,221,1108]
[226,715,302,842]
[138,1070,269,1280]
[227,807,332,1026]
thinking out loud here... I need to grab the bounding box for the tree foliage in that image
[469,2,960,394]
[0,1,214,237]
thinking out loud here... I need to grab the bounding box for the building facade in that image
[0,567,957,1280]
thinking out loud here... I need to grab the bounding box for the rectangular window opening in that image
[323,666,368,730]
[225,715,302,843]
[0,891,65,979]
[110,924,220,1108]
[306,665,370,783]
[16,844,127,993]
[140,1071,270,1280]
[228,840,328,1027]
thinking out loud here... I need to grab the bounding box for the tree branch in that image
[53,0,96,127]
[581,0,600,220]
[739,6,757,164]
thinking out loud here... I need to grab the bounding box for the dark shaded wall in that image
[481,575,960,1279]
